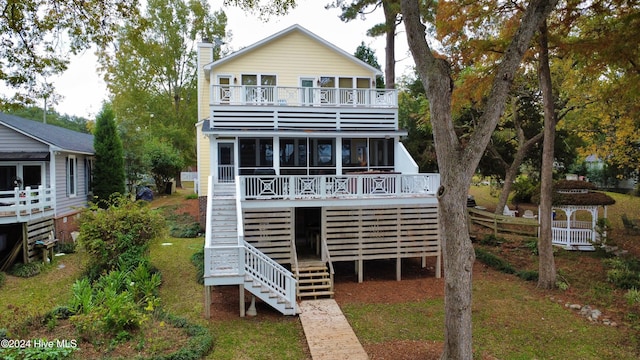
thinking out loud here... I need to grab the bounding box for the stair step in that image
[294,266,328,272]
[297,278,330,284]
[298,284,332,290]
[297,290,334,298]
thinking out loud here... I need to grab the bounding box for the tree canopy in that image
[100,0,228,184]
[0,0,140,106]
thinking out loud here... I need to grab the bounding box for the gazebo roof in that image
[532,180,616,206]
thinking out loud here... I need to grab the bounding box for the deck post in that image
[396,257,401,281]
[204,285,212,319]
[436,254,442,278]
[357,259,363,283]
[239,284,245,317]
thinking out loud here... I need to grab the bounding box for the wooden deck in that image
[299,299,368,360]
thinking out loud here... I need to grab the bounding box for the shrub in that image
[479,234,504,247]
[0,341,76,359]
[625,288,640,306]
[170,222,202,238]
[56,242,77,254]
[0,272,5,288]
[191,249,205,285]
[69,265,161,341]
[9,262,43,278]
[524,238,539,255]
[152,311,214,360]
[475,248,516,274]
[512,176,538,203]
[516,270,539,282]
[604,258,640,289]
[78,195,165,279]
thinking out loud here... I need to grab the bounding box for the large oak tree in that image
[401,0,557,358]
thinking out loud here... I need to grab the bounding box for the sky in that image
[49,1,414,120]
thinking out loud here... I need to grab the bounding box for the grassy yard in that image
[2,187,640,359]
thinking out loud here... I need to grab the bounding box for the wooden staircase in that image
[243,274,297,314]
[294,261,334,300]
[205,181,298,316]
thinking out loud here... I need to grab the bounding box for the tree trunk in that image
[401,0,558,358]
[537,20,557,289]
[495,98,544,214]
[383,1,396,89]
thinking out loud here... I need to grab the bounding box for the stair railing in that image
[237,176,297,308]
[235,176,245,247]
[321,236,335,293]
[243,240,297,307]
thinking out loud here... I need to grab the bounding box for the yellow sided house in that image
[197,25,441,316]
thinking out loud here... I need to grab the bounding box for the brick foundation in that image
[53,211,82,243]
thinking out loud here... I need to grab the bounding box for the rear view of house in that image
[0,113,94,268]
[196,25,441,316]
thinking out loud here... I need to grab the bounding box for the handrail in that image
[290,232,300,282]
[204,177,214,247]
[237,175,296,306]
[243,240,297,307]
[235,176,244,246]
[321,236,335,294]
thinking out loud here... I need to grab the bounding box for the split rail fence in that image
[468,207,539,237]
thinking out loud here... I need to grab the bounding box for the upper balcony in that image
[211,85,397,108]
[208,85,399,132]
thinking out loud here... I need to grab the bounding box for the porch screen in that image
[239,138,273,175]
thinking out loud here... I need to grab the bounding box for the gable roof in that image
[0,112,94,155]
[204,24,382,75]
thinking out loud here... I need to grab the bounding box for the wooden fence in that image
[468,207,539,237]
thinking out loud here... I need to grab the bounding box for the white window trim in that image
[67,155,77,197]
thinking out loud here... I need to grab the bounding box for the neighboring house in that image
[0,112,94,266]
[585,154,637,190]
[196,25,441,317]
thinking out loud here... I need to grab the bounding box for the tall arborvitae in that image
[92,103,126,204]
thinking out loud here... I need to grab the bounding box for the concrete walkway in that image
[299,299,369,359]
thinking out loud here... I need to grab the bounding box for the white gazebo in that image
[546,180,615,251]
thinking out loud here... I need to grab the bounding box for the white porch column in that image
[210,138,218,184]
[273,136,280,175]
[336,136,343,175]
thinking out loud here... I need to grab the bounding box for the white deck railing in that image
[240,173,439,200]
[0,186,55,222]
[211,85,397,107]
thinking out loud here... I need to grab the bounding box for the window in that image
[369,138,394,169]
[84,158,93,195]
[22,165,41,188]
[343,139,367,169]
[313,139,335,166]
[67,156,77,197]
[241,74,257,85]
[239,138,273,175]
[280,138,307,167]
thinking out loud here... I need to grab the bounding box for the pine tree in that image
[93,103,125,204]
